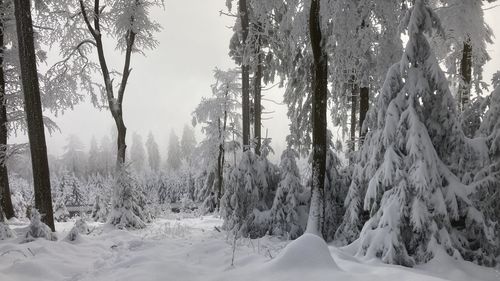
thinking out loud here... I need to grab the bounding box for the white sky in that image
[11,0,500,161]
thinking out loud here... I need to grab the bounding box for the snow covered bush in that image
[109,167,150,229]
[341,0,497,266]
[270,147,307,239]
[65,219,90,242]
[0,222,15,240]
[24,209,57,242]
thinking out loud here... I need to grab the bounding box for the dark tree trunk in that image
[307,0,328,236]
[459,41,472,111]
[350,82,358,156]
[216,96,228,210]
[0,8,14,219]
[254,46,263,155]
[359,86,369,144]
[14,0,55,231]
[239,0,250,151]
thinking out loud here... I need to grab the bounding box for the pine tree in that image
[180,125,196,162]
[87,136,100,176]
[347,0,496,266]
[109,167,148,229]
[145,132,160,172]
[166,130,182,171]
[270,146,306,239]
[130,133,146,174]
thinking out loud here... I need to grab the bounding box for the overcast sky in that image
[12,0,500,160]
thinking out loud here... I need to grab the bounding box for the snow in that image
[0,214,498,281]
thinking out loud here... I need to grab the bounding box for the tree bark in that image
[350,82,358,157]
[254,45,263,155]
[216,101,228,210]
[359,86,369,144]
[306,0,328,237]
[14,0,55,231]
[239,0,250,151]
[0,7,14,219]
[459,41,472,111]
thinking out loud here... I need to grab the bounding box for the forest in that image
[0,0,499,280]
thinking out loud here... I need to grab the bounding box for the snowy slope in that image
[0,215,498,281]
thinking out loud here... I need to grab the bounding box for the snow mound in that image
[267,233,339,270]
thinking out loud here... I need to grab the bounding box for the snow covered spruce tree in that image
[108,167,150,229]
[220,139,279,238]
[346,0,497,266]
[474,71,500,259]
[270,143,307,239]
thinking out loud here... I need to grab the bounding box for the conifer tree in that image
[346,0,496,266]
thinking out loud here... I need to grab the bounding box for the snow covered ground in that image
[0,213,499,281]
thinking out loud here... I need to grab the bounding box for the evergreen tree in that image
[87,136,100,176]
[130,133,146,174]
[109,167,148,229]
[180,125,196,162]
[270,146,307,239]
[166,130,182,171]
[145,132,160,172]
[346,0,496,266]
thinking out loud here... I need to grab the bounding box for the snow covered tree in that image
[24,209,57,242]
[99,135,114,176]
[130,132,146,174]
[220,140,279,238]
[62,134,86,177]
[109,167,149,229]
[166,130,182,171]
[270,146,307,239]
[431,0,493,110]
[87,136,100,176]
[53,195,69,222]
[90,174,112,222]
[180,125,196,162]
[193,68,241,208]
[42,0,163,166]
[345,0,497,266]
[145,132,160,172]
[473,71,500,259]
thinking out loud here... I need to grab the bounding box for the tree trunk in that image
[254,45,263,155]
[239,0,250,151]
[216,98,228,210]
[359,86,369,144]
[0,8,14,219]
[306,0,328,237]
[0,4,14,219]
[459,41,472,111]
[14,0,55,231]
[350,82,358,157]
